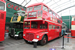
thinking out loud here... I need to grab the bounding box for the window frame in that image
[34,5,41,11]
[27,6,33,12]
[0,1,5,11]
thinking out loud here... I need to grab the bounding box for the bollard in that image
[62,32,65,49]
[67,34,69,43]
[34,42,37,48]
[0,42,2,43]
[32,39,38,48]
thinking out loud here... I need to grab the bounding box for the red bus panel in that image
[0,0,6,42]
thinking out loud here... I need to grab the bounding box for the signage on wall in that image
[7,3,25,11]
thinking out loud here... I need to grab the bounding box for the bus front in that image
[23,3,49,45]
[0,0,6,42]
[25,4,43,20]
[9,10,25,39]
[23,20,48,45]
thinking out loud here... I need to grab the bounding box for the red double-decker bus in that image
[0,0,6,42]
[23,3,62,45]
[71,16,75,37]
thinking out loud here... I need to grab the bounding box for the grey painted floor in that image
[0,34,75,50]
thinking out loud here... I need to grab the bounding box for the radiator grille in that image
[26,33,34,41]
[0,13,4,19]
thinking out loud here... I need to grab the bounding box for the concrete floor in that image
[0,33,75,50]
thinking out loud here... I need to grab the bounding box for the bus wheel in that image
[9,34,13,38]
[19,33,23,39]
[40,36,47,46]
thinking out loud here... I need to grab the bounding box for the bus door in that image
[56,26,60,37]
[52,25,56,37]
[48,24,55,40]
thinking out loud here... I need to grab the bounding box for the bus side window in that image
[49,24,52,30]
[57,20,60,23]
[57,15,59,18]
[43,6,48,12]
[49,9,52,14]
[53,12,56,16]
[57,26,60,29]
[74,18,75,21]
[53,25,55,29]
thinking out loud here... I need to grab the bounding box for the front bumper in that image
[9,34,19,37]
[32,39,38,42]
[25,39,39,42]
[15,35,19,37]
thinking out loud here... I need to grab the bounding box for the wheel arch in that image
[42,34,48,41]
[18,31,23,34]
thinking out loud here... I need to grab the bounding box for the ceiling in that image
[10,0,75,16]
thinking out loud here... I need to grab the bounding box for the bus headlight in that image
[37,35,39,38]
[23,34,25,36]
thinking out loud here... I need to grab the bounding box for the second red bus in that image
[23,3,62,45]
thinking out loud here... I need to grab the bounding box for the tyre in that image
[40,36,47,46]
[19,33,23,39]
[9,34,13,38]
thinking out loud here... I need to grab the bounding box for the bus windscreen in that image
[0,1,5,10]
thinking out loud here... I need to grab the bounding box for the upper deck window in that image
[74,18,75,21]
[28,12,37,17]
[49,9,52,14]
[0,1,5,11]
[43,6,48,12]
[53,12,56,16]
[34,5,41,10]
[18,12,25,16]
[27,7,33,12]
[57,15,59,18]
[12,17,18,21]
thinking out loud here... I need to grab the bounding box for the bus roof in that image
[27,2,61,18]
[17,10,25,13]
[0,0,6,3]
[27,2,47,7]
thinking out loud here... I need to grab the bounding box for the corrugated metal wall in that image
[62,16,72,29]
[6,1,26,23]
